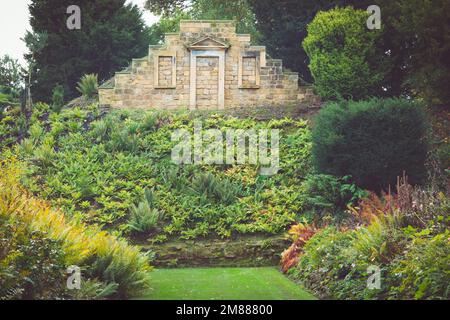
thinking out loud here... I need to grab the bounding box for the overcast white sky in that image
[0,0,159,66]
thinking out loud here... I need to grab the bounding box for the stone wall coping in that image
[132,57,148,62]
[247,46,266,50]
[180,20,236,23]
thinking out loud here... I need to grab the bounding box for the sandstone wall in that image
[99,20,319,110]
[141,235,289,268]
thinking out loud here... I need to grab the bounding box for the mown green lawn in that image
[141,267,316,300]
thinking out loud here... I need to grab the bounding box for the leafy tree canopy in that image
[26,0,151,102]
[0,55,25,95]
[145,0,261,45]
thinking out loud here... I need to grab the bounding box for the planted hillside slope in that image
[5,103,314,263]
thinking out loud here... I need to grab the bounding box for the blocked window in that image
[158,56,173,86]
[154,52,176,88]
[242,57,257,86]
[239,54,260,89]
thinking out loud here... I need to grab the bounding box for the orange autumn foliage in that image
[281,222,318,273]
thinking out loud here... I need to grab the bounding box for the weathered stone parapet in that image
[99,20,319,110]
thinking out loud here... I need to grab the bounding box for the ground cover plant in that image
[2,102,319,242]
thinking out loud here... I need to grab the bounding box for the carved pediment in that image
[187,36,230,50]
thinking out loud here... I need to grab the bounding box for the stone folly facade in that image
[99,20,317,110]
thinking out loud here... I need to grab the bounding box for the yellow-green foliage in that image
[76,74,98,98]
[303,7,384,100]
[0,158,151,299]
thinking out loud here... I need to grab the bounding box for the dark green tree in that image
[26,0,150,101]
[391,0,450,104]
[145,0,261,44]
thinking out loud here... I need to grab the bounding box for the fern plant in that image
[51,84,64,113]
[191,173,242,205]
[33,142,55,168]
[76,74,98,98]
[127,188,162,234]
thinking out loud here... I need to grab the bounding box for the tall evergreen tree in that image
[26,0,150,101]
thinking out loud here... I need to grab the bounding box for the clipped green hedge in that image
[312,98,428,191]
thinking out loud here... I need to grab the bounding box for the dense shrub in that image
[312,98,428,191]
[303,7,385,100]
[0,225,67,299]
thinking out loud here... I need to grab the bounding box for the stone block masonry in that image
[99,20,319,110]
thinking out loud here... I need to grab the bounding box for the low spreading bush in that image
[312,98,428,191]
[288,226,354,298]
[390,231,450,299]
[286,177,449,300]
[0,159,151,299]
